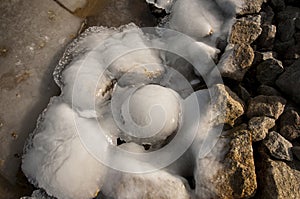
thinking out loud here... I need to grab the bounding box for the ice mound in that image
[21,0,240,197]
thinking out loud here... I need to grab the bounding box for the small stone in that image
[210,84,245,126]
[276,59,300,104]
[255,148,300,199]
[257,85,281,96]
[263,131,293,161]
[248,116,276,142]
[279,109,300,141]
[256,58,284,85]
[252,51,277,66]
[195,124,257,199]
[0,47,8,57]
[217,44,254,81]
[11,132,18,139]
[256,24,276,50]
[247,95,286,119]
[229,15,262,45]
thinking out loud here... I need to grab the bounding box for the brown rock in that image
[256,147,300,199]
[229,15,262,45]
[263,131,293,161]
[279,109,300,141]
[210,84,245,126]
[248,116,276,142]
[195,124,257,199]
[247,95,286,119]
[218,44,254,81]
[238,0,264,15]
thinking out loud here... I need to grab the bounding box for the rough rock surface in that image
[248,116,276,142]
[279,109,300,140]
[256,58,284,85]
[257,24,277,50]
[229,15,262,45]
[195,124,257,199]
[238,0,264,15]
[256,147,300,199]
[210,84,245,126]
[263,131,293,161]
[257,85,281,96]
[276,59,300,104]
[246,95,286,119]
[218,44,254,81]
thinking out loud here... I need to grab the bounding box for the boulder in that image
[248,116,276,142]
[217,44,254,81]
[246,95,286,119]
[276,59,300,104]
[292,146,300,160]
[263,131,293,161]
[257,85,281,96]
[256,24,276,50]
[238,0,264,15]
[195,124,257,199]
[229,15,262,45]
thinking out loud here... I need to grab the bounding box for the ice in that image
[146,0,175,13]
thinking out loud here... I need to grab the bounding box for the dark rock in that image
[218,44,254,81]
[292,146,300,160]
[276,59,300,104]
[260,5,275,25]
[255,146,300,199]
[195,124,257,199]
[280,109,300,140]
[295,32,300,43]
[296,18,300,29]
[229,15,262,45]
[273,38,295,55]
[257,85,281,96]
[263,131,293,161]
[237,84,251,103]
[210,84,245,126]
[256,58,284,85]
[284,43,300,60]
[277,18,296,42]
[277,6,300,21]
[247,95,286,119]
[270,0,286,12]
[256,24,276,50]
[248,116,276,142]
[253,51,277,66]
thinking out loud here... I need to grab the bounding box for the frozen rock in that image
[210,84,245,126]
[217,43,254,81]
[229,15,262,45]
[195,124,257,199]
[276,59,300,104]
[248,116,276,142]
[256,58,284,86]
[279,109,300,141]
[256,147,300,199]
[263,131,293,161]
[102,168,191,199]
[246,95,286,119]
[22,98,107,199]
